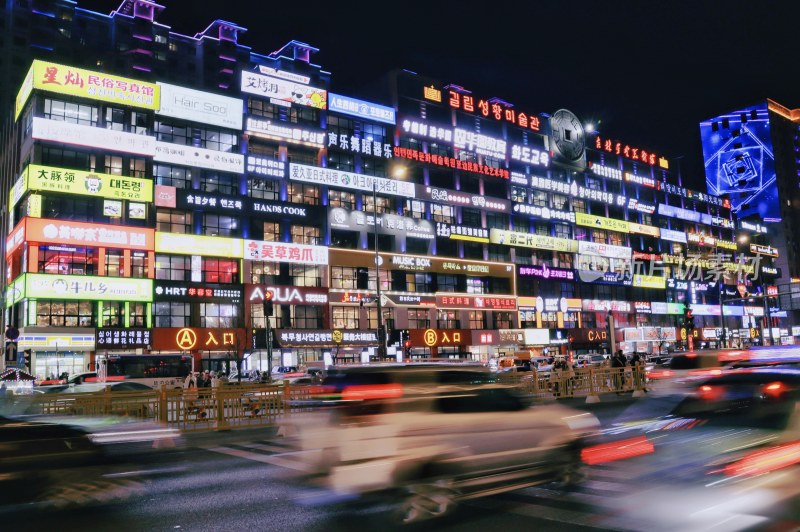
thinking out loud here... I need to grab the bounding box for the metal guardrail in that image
[10,367,649,431]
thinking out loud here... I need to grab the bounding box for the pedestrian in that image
[611,349,626,393]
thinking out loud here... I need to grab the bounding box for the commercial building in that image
[0,1,777,378]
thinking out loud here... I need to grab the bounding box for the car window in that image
[435,387,529,413]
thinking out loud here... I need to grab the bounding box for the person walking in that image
[611,349,626,393]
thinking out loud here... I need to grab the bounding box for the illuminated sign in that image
[244,239,328,265]
[416,185,509,212]
[490,229,578,252]
[21,273,152,302]
[687,233,717,246]
[247,285,328,305]
[329,93,395,124]
[578,241,632,259]
[767,285,779,297]
[436,294,516,310]
[650,302,687,315]
[257,65,310,84]
[761,265,779,276]
[529,175,627,207]
[510,172,529,186]
[20,218,153,250]
[154,141,244,174]
[512,203,575,223]
[594,135,659,165]
[660,228,687,244]
[15,165,153,206]
[19,60,158,116]
[634,301,652,313]
[740,220,768,234]
[627,198,656,215]
[633,274,667,289]
[454,128,507,159]
[658,203,712,224]
[401,119,453,143]
[382,293,436,307]
[590,164,622,181]
[628,222,660,237]
[17,334,95,350]
[568,328,608,344]
[576,212,630,233]
[327,132,393,158]
[246,116,325,146]
[576,270,632,286]
[155,233,243,258]
[157,82,242,130]
[32,117,156,156]
[667,278,689,291]
[250,201,309,217]
[446,86,540,131]
[154,281,242,302]
[328,249,514,278]
[5,223,25,257]
[177,190,243,212]
[393,147,509,179]
[633,251,662,261]
[410,328,468,348]
[96,328,151,348]
[240,70,327,109]
[14,62,34,120]
[750,243,778,257]
[711,216,734,229]
[423,85,442,102]
[152,327,243,351]
[716,240,737,251]
[661,182,723,207]
[624,172,656,188]
[290,163,416,197]
[582,300,632,312]
[510,144,550,167]
[329,208,435,240]
[247,155,286,178]
[518,265,575,280]
[276,329,378,347]
[435,223,488,242]
[523,329,550,345]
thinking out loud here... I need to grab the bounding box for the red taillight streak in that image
[581,435,655,465]
[724,441,800,477]
[646,370,674,379]
[341,384,404,401]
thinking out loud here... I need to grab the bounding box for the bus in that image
[89,354,193,390]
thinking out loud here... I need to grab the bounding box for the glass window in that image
[363,193,391,214]
[331,266,358,289]
[437,274,458,292]
[155,121,190,145]
[203,259,238,284]
[329,190,355,209]
[404,200,426,219]
[155,254,191,281]
[553,194,568,210]
[200,303,238,328]
[609,231,624,246]
[200,171,237,196]
[432,203,455,223]
[592,229,607,244]
[291,225,321,245]
[287,183,320,205]
[104,155,123,175]
[38,247,96,275]
[129,302,146,327]
[328,151,354,172]
[462,208,482,227]
[249,177,280,200]
[250,261,280,284]
[290,265,321,287]
[130,252,148,278]
[292,306,323,329]
[408,309,430,329]
[467,277,486,294]
[406,273,431,292]
[494,312,512,329]
[129,158,147,178]
[511,186,528,203]
[532,190,548,207]
[44,98,98,126]
[202,214,238,237]
[156,208,191,233]
[105,250,123,277]
[468,311,485,329]
[262,222,280,241]
[105,107,125,131]
[101,301,124,327]
[555,223,571,240]
[437,310,460,329]
[486,212,508,229]
[154,164,191,188]
[36,301,94,327]
[41,147,94,170]
[332,306,359,329]
[572,199,587,214]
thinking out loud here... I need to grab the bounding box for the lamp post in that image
[372,179,386,360]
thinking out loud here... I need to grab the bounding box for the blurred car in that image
[583,366,800,531]
[272,366,301,377]
[279,363,600,524]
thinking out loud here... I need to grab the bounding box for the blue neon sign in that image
[328,93,395,125]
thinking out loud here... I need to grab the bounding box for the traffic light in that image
[404,340,412,356]
[263,290,274,317]
[23,349,32,369]
[684,306,695,331]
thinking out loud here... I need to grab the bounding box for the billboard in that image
[700,103,779,219]
[21,273,153,302]
[13,165,153,206]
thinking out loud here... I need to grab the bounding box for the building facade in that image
[0,1,779,379]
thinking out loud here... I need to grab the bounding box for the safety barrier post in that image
[586,367,600,403]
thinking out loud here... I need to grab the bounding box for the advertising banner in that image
[329,208,434,240]
[245,285,329,305]
[490,229,577,252]
[243,239,328,265]
[240,70,327,109]
[32,117,156,156]
[154,142,244,174]
[154,281,243,302]
[409,328,469,347]
[18,165,153,206]
[151,327,245,351]
[155,233,243,258]
[96,328,152,349]
[578,241,632,259]
[435,294,517,310]
[21,218,154,251]
[158,82,243,130]
[22,273,152,302]
[289,164,415,197]
[576,212,630,233]
[276,329,378,347]
[328,93,395,124]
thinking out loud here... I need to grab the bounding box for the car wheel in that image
[552,455,587,490]
[393,483,456,525]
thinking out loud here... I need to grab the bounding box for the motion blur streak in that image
[723,441,800,476]
[340,384,404,401]
[580,435,654,465]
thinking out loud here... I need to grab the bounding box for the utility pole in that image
[372,180,386,360]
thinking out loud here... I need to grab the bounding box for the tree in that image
[225,331,250,384]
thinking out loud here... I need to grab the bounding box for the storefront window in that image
[332,306,359,329]
[408,309,430,329]
[291,306,323,329]
[101,301,124,327]
[36,301,94,327]
[200,303,238,328]
[154,302,190,328]
[34,352,86,381]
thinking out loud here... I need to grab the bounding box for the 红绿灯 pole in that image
[373,180,385,360]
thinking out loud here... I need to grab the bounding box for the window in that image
[199,128,237,152]
[408,309,430,329]
[156,209,191,233]
[363,193,391,214]
[101,301,124,327]
[592,229,607,244]
[535,222,549,236]
[200,171,237,196]
[105,107,125,131]
[292,306,323,329]
[363,123,387,144]
[202,214,238,237]
[572,199,587,214]
[290,265,321,287]
[468,311,485,329]
[467,277,486,294]
[495,312,512,329]
[155,121,190,145]
[129,302,146,327]
[287,183,320,205]
[249,178,280,200]
[368,269,390,291]
[437,274,458,292]
[586,177,601,190]
[328,151,354,172]
[203,259,238,284]
[329,190,355,209]
[555,223,571,240]
[331,266,358,289]
[129,158,147,178]
[36,301,94,327]
[155,255,191,281]
[574,227,588,241]
[540,311,558,329]
[556,252,574,268]
[332,306,359,329]
[291,225,320,245]
[44,98,98,126]
[404,200,426,219]
[327,116,354,139]
[511,186,528,203]
[553,194,568,210]
[532,190,548,207]
[200,303,238,328]
[437,310,460,329]
[406,273,431,292]
[486,212,508,230]
[104,155,123,175]
[38,247,96,275]
[105,250,123,277]
[432,203,455,223]
[609,231,624,246]
[250,261,280,284]
[130,252,148,278]
[41,147,94,170]
[262,222,280,241]
[462,208,482,227]
[154,164,191,188]
[131,111,148,135]
[248,98,280,119]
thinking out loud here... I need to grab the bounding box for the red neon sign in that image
[447,89,541,132]
[594,136,658,165]
[393,147,509,179]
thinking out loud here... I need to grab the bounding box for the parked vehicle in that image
[279,363,600,524]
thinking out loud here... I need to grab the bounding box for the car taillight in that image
[761,381,785,399]
[723,441,800,477]
[341,384,403,401]
[646,369,674,379]
[581,435,655,465]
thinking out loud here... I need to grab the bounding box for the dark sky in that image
[81,0,800,188]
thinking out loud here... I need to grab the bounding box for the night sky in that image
[79,0,800,189]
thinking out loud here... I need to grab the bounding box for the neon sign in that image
[510,144,550,167]
[445,87,541,131]
[594,135,660,166]
[392,147,509,179]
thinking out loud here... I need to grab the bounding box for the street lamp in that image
[372,178,386,360]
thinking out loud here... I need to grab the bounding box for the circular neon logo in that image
[423,329,438,347]
[176,328,198,350]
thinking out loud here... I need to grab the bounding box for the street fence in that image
[8,366,648,432]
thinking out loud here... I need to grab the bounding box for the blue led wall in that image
[699,102,780,220]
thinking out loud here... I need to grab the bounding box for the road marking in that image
[207,446,312,472]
